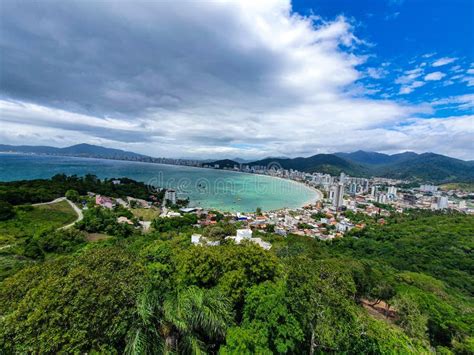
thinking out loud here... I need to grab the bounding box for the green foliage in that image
[223,281,303,353]
[65,189,80,202]
[310,211,326,220]
[203,222,236,241]
[152,214,197,233]
[77,206,135,238]
[297,222,314,229]
[0,200,77,247]
[0,247,144,353]
[315,210,474,350]
[338,210,474,293]
[0,201,15,221]
[36,228,86,254]
[393,294,428,340]
[177,243,279,314]
[0,202,471,354]
[126,286,232,354]
[0,174,159,205]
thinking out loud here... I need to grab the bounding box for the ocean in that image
[0,154,320,212]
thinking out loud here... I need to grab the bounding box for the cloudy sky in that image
[1,0,473,159]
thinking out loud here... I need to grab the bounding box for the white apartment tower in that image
[329,183,344,208]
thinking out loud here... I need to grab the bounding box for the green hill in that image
[248,154,366,176]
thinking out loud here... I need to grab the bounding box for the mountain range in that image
[1,144,473,183]
[211,150,474,183]
[0,143,147,161]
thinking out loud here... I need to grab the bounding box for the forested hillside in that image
[0,192,472,353]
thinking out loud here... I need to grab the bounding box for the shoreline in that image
[0,152,322,212]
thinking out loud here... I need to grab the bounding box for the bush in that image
[65,189,80,202]
[0,201,15,221]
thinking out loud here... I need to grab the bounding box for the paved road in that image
[33,197,84,229]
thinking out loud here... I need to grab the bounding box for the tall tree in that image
[126,286,232,354]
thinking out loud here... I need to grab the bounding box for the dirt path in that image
[33,197,83,229]
[59,199,84,229]
[32,197,67,206]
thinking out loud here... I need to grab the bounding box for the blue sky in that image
[0,0,473,159]
[294,0,474,112]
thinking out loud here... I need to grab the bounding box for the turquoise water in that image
[0,154,319,212]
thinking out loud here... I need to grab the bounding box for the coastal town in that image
[88,163,474,250]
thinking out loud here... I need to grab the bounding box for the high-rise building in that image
[328,185,336,201]
[165,189,177,205]
[387,186,397,195]
[349,182,358,195]
[420,184,438,193]
[370,185,378,197]
[363,179,369,193]
[329,183,344,208]
[437,196,448,209]
[376,193,387,204]
[339,172,346,184]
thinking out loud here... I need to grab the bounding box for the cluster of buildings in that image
[181,168,473,247]
[85,164,473,250]
[202,161,473,215]
[191,228,272,250]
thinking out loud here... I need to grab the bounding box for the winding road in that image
[33,197,84,229]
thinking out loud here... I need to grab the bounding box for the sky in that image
[0,0,473,160]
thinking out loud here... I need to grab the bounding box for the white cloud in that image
[432,57,457,67]
[399,81,425,94]
[424,71,446,81]
[390,115,474,159]
[432,94,474,110]
[462,77,474,87]
[385,12,400,20]
[0,0,470,159]
[366,67,387,79]
[395,68,423,85]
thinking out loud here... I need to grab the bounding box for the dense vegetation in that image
[214,152,474,183]
[0,177,472,353]
[0,174,161,205]
[0,201,77,245]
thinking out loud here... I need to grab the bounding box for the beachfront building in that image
[165,189,177,204]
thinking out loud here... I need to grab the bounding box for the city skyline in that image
[1,0,473,159]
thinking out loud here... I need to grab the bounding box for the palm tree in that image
[126,286,232,354]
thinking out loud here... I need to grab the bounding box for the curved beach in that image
[0,154,321,212]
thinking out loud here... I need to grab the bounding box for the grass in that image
[131,207,161,221]
[86,233,112,242]
[440,182,474,192]
[0,201,77,246]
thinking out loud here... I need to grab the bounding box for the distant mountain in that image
[232,157,252,164]
[0,143,149,161]
[206,159,241,169]
[1,143,472,183]
[335,150,418,165]
[372,153,474,182]
[248,154,366,176]
[334,151,474,183]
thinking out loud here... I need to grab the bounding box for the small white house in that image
[191,233,220,246]
[236,229,252,242]
[227,229,272,250]
[191,234,202,245]
[139,221,151,231]
[250,237,272,250]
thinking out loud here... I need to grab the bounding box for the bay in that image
[0,153,320,212]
